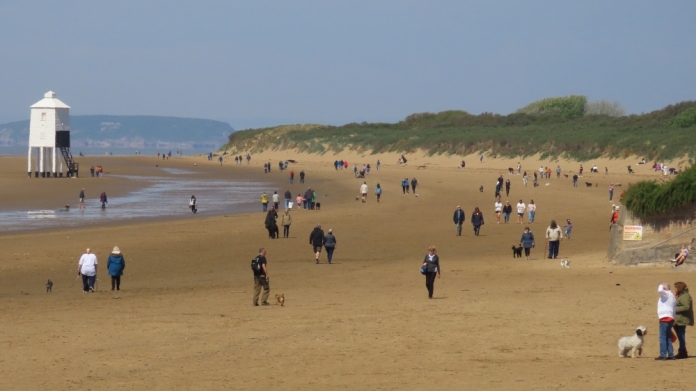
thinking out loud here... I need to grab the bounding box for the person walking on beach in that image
[323,229,337,264]
[79,188,85,210]
[303,188,312,210]
[517,162,521,174]
[656,283,677,360]
[107,246,125,291]
[556,165,562,178]
[246,153,251,164]
[545,220,563,259]
[290,170,295,184]
[309,224,325,264]
[218,156,223,165]
[261,192,269,212]
[281,209,292,238]
[375,183,382,202]
[527,200,536,223]
[471,207,484,236]
[520,227,535,260]
[505,179,511,196]
[265,206,278,239]
[272,191,279,210]
[360,182,368,202]
[453,206,465,236]
[284,190,292,209]
[264,162,268,174]
[572,174,578,187]
[100,192,108,209]
[674,281,693,359]
[516,200,526,224]
[494,199,503,224]
[189,195,197,213]
[609,184,614,202]
[503,201,512,224]
[411,178,418,194]
[78,248,98,293]
[402,178,409,194]
[252,248,270,306]
[300,170,305,184]
[564,219,573,239]
[296,193,304,210]
[523,172,528,187]
[377,160,381,170]
[422,246,440,299]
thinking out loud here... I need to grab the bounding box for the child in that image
[564,219,573,239]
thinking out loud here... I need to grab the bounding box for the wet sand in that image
[0,152,693,390]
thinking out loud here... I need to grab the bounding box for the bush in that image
[623,164,696,217]
[666,108,696,128]
[516,95,587,119]
[585,100,626,117]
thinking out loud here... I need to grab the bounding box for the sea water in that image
[0,167,270,232]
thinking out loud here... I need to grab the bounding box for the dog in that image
[585,182,593,187]
[545,183,550,187]
[512,245,523,258]
[564,174,569,178]
[560,259,571,268]
[508,167,514,174]
[315,202,321,210]
[46,279,53,293]
[275,293,285,306]
[355,196,359,201]
[479,186,484,192]
[618,326,647,358]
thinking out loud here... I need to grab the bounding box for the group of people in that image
[89,165,105,177]
[233,155,249,165]
[401,178,417,194]
[159,151,172,160]
[77,247,126,293]
[656,282,693,360]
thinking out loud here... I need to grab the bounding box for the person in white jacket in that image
[656,283,677,360]
[360,182,368,203]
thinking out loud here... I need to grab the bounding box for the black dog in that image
[512,245,523,258]
[46,279,53,292]
[585,182,593,187]
[479,186,484,192]
[315,202,321,211]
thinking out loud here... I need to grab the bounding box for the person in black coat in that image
[471,207,484,236]
[309,224,325,264]
[264,206,279,239]
[411,178,418,194]
[453,206,465,236]
[422,246,440,299]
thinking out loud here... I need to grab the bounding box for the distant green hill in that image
[0,115,233,149]
[223,97,696,161]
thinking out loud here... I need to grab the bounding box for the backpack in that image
[251,256,262,274]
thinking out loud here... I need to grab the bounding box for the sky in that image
[1,1,694,129]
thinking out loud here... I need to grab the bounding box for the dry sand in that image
[0,152,693,390]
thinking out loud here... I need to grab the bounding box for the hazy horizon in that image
[1,1,694,129]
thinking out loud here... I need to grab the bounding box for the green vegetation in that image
[223,98,696,161]
[516,95,587,119]
[622,164,696,217]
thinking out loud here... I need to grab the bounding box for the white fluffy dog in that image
[560,259,571,268]
[618,326,647,358]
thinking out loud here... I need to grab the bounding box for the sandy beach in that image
[0,152,693,390]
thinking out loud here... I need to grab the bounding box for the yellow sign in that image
[623,225,643,241]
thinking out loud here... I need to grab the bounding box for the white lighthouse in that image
[28,91,76,177]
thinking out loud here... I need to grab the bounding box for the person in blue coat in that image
[471,207,484,236]
[519,227,536,260]
[107,246,126,291]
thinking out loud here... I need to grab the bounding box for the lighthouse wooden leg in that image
[40,147,45,177]
[52,147,57,177]
[27,147,32,178]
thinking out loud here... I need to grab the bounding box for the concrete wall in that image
[608,203,696,264]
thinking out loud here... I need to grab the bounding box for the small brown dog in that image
[275,293,285,306]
